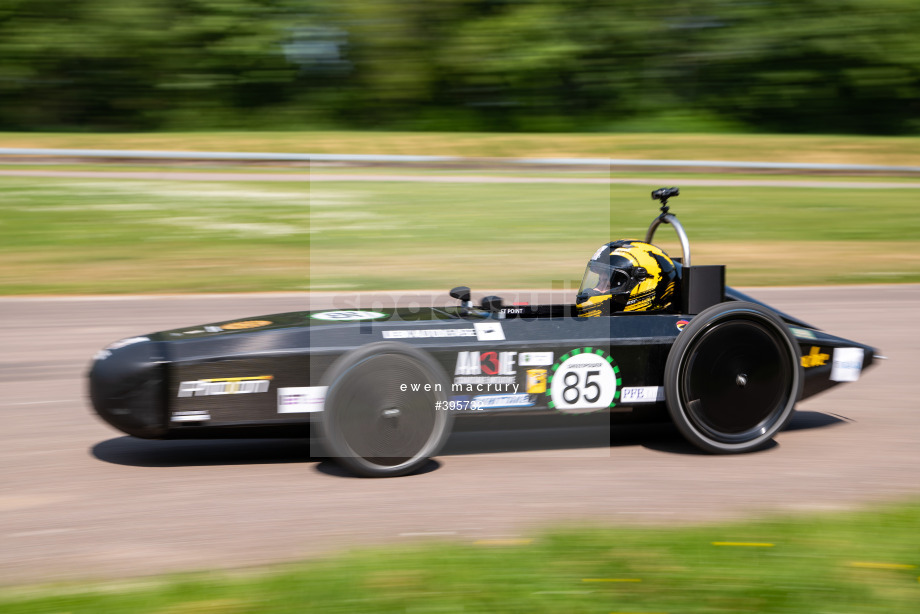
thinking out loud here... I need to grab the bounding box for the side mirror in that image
[450,286,473,315]
[449,286,471,302]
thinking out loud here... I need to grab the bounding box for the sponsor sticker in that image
[474,322,505,341]
[471,393,535,409]
[526,369,547,393]
[620,386,664,404]
[454,350,519,391]
[177,375,273,397]
[383,328,476,339]
[455,351,517,376]
[278,386,327,413]
[676,320,689,331]
[221,320,272,330]
[801,346,829,368]
[380,324,504,341]
[547,347,621,413]
[170,410,211,422]
[519,351,553,366]
[311,311,387,321]
[791,327,817,340]
[830,347,864,382]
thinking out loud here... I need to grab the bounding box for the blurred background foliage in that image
[0,0,918,134]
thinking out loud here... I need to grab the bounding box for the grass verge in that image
[2,131,920,166]
[1,176,919,294]
[2,499,918,613]
[7,164,920,183]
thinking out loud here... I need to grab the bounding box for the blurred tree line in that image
[0,0,917,134]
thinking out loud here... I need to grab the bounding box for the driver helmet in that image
[576,240,678,316]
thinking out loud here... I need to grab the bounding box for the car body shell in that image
[89,285,876,441]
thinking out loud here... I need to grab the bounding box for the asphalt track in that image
[1,286,918,586]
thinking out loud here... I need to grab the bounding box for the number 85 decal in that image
[547,348,621,413]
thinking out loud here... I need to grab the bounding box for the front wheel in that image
[664,302,803,453]
[320,342,453,477]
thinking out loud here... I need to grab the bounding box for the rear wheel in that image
[320,342,453,477]
[664,302,802,453]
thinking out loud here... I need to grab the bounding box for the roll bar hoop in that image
[645,187,691,267]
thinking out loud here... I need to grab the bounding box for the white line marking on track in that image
[9,528,75,538]
[398,531,458,537]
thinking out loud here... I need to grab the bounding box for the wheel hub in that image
[683,320,790,437]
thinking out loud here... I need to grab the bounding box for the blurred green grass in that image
[1,176,919,294]
[2,130,920,166]
[9,163,920,182]
[2,498,918,613]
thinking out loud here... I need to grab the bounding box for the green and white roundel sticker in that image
[547,347,621,414]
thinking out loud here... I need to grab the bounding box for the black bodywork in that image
[90,290,875,438]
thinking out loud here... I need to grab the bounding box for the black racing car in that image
[89,188,880,477]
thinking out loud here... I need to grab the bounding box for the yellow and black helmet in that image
[576,240,679,317]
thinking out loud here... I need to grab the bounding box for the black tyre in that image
[664,302,803,453]
[320,342,453,477]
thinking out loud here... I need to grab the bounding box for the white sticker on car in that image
[471,393,535,409]
[791,327,817,340]
[518,352,553,366]
[619,386,664,404]
[474,322,505,341]
[548,347,620,413]
[178,376,273,397]
[171,410,212,423]
[383,328,477,339]
[310,311,388,321]
[278,386,328,413]
[830,347,863,382]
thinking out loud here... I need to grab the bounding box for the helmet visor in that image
[578,262,633,297]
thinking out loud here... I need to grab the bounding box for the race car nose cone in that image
[89,338,168,438]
